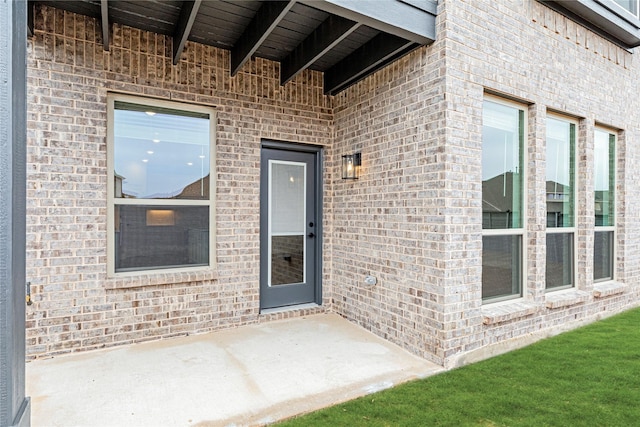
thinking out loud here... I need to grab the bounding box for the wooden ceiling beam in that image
[100,0,109,51]
[172,0,202,65]
[27,1,34,37]
[280,15,359,86]
[324,33,416,95]
[231,0,294,76]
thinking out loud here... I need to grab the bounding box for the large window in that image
[545,116,576,290]
[107,94,215,275]
[482,97,525,302]
[594,128,616,282]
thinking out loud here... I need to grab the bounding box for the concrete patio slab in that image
[26,313,443,426]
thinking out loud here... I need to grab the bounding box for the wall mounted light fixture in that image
[146,209,176,226]
[342,152,361,180]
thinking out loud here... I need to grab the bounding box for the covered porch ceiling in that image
[29,0,437,95]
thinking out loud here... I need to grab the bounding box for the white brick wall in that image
[26,1,640,366]
[331,0,640,367]
[331,43,449,364]
[26,5,333,359]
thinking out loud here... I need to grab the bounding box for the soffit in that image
[30,0,437,95]
[540,0,640,48]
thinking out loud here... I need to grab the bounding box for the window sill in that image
[105,268,218,290]
[545,289,590,309]
[593,281,627,298]
[482,300,539,325]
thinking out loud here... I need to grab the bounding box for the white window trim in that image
[106,93,217,278]
[593,127,617,283]
[482,95,528,304]
[605,0,640,20]
[546,227,577,234]
[545,114,578,292]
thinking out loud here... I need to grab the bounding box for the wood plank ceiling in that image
[29,0,436,95]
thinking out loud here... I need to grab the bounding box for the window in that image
[612,0,639,19]
[545,116,576,290]
[594,128,616,282]
[107,94,215,275]
[482,97,525,302]
[540,1,640,49]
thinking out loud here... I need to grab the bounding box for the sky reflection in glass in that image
[114,108,210,199]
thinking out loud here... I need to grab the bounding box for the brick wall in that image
[26,1,640,366]
[332,0,640,367]
[331,41,447,363]
[444,0,640,367]
[26,5,333,359]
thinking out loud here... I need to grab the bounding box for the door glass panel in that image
[269,161,306,286]
[271,236,304,285]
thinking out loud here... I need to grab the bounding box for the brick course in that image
[26,5,333,359]
[26,1,640,367]
[332,0,640,367]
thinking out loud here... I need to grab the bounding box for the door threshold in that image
[260,302,320,315]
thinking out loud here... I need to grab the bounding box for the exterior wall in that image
[25,0,640,366]
[442,0,640,368]
[331,45,447,364]
[333,0,640,367]
[25,5,333,359]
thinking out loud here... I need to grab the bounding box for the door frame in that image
[1,1,30,426]
[260,139,323,310]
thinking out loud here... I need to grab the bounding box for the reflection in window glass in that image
[110,96,213,274]
[594,130,615,227]
[594,129,615,283]
[114,102,210,200]
[482,98,525,303]
[115,205,209,272]
[546,118,575,228]
[545,116,575,290]
[482,235,522,301]
[546,232,574,290]
[482,100,524,230]
[594,231,614,282]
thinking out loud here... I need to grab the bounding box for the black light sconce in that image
[342,152,361,180]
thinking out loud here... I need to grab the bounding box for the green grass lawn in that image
[279,308,640,426]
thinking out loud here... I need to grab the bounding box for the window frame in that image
[106,93,217,278]
[539,1,640,49]
[608,0,640,20]
[544,113,578,292]
[593,127,617,283]
[481,95,528,304]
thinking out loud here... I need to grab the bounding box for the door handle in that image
[307,232,315,238]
